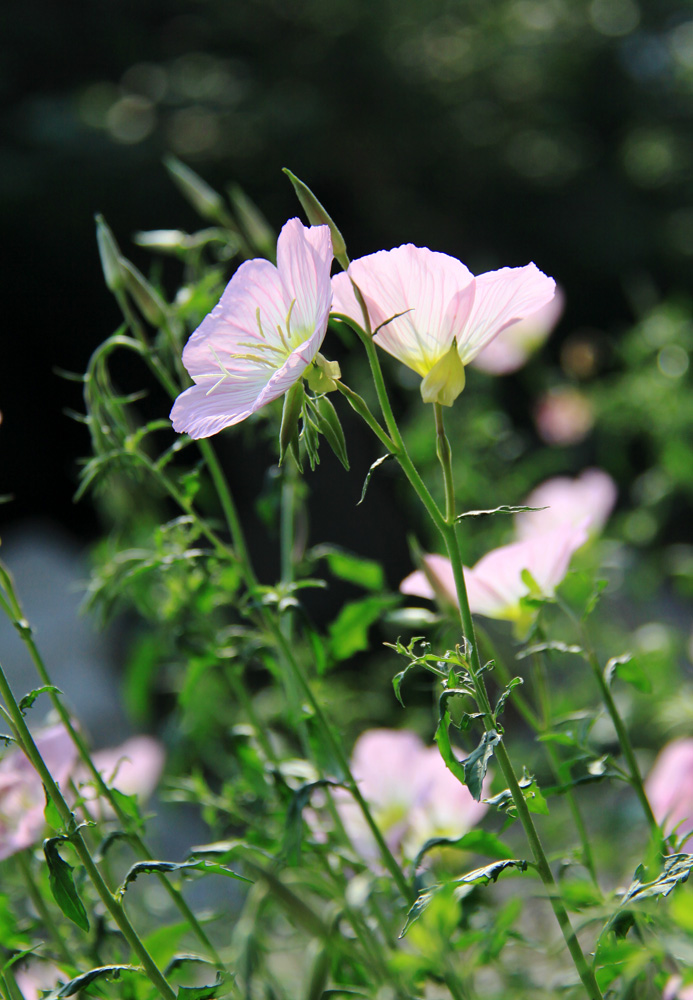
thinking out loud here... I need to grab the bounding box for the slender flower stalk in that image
[0,659,177,1000]
[0,569,226,972]
[348,328,602,998]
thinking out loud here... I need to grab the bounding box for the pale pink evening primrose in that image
[471,287,564,375]
[334,729,487,863]
[515,468,617,539]
[533,387,594,445]
[401,521,589,629]
[331,246,555,406]
[0,725,78,861]
[78,735,165,819]
[171,219,333,438]
[645,738,693,841]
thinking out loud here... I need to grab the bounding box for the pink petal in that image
[458,263,556,364]
[515,468,617,539]
[277,219,333,336]
[471,287,564,374]
[334,246,474,376]
[645,739,693,839]
[400,554,458,605]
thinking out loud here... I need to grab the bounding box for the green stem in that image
[0,662,176,1000]
[557,599,659,837]
[531,651,599,886]
[0,570,226,973]
[350,357,602,998]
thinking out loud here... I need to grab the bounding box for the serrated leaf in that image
[516,642,584,660]
[43,837,90,932]
[284,779,343,865]
[494,677,523,719]
[116,859,251,900]
[462,730,501,802]
[604,653,652,693]
[621,853,693,904]
[410,829,514,873]
[47,965,142,998]
[177,972,232,1000]
[357,453,394,506]
[18,685,61,715]
[455,504,548,520]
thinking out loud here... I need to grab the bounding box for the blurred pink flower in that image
[171,219,333,438]
[664,976,693,1000]
[332,246,555,406]
[533,386,594,445]
[0,725,77,861]
[335,729,487,862]
[14,963,63,1000]
[471,287,564,375]
[645,739,693,841]
[515,468,617,539]
[401,521,589,626]
[78,736,165,818]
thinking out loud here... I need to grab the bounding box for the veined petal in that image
[277,219,333,338]
[171,218,334,438]
[333,245,474,376]
[457,262,556,364]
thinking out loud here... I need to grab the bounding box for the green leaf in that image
[516,641,584,660]
[282,169,348,269]
[455,504,548,521]
[284,779,343,864]
[434,717,467,786]
[116,859,252,900]
[43,837,90,932]
[462,730,501,802]
[357,453,394,506]
[18,685,61,715]
[410,829,514,872]
[178,972,233,1000]
[455,858,529,886]
[327,595,396,661]
[47,965,143,998]
[312,544,385,592]
[621,854,693,904]
[494,677,523,719]
[44,789,63,833]
[604,653,652,693]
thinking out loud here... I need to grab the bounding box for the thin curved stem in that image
[0,660,176,1000]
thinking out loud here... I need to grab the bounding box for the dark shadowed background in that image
[2,0,692,553]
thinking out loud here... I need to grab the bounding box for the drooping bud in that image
[119,259,169,327]
[279,381,305,467]
[282,168,349,271]
[164,155,228,224]
[95,214,124,292]
[228,184,276,262]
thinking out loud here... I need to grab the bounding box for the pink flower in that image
[171,219,333,438]
[401,522,589,626]
[515,468,617,539]
[645,739,693,841]
[0,725,78,861]
[471,287,564,375]
[334,729,487,862]
[79,736,165,818]
[332,246,555,406]
[664,976,693,1000]
[533,387,594,446]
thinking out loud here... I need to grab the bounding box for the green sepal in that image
[311,395,349,470]
[282,169,349,270]
[279,382,305,466]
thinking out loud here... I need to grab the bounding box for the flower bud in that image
[283,168,348,270]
